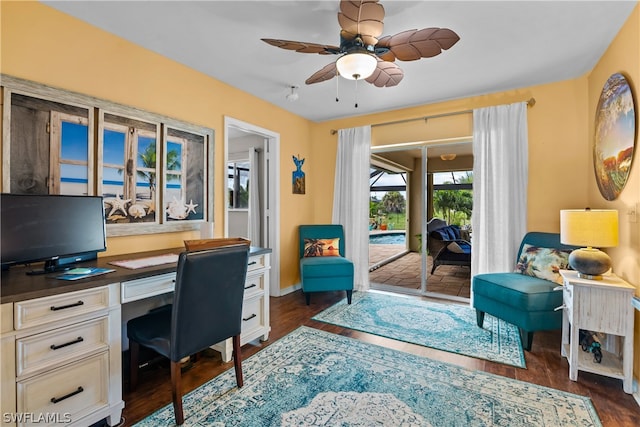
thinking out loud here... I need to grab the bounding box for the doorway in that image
[369,141,472,302]
[224,117,281,296]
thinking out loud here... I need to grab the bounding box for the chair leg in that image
[304,292,311,305]
[232,334,244,388]
[170,360,185,425]
[346,290,353,304]
[476,310,485,328]
[519,328,534,352]
[129,340,140,392]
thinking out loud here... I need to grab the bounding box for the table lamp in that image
[560,208,618,280]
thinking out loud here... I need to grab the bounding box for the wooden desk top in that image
[1,246,271,304]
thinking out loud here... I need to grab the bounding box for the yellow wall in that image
[586,4,640,378]
[0,1,314,288]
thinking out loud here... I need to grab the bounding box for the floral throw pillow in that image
[514,244,571,284]
[304,238,340,257]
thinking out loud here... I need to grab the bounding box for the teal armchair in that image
[473,232,577,351]
[299,224,354,305]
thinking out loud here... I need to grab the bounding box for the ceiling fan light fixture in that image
[336,52,377,80]
[440,153,457,161]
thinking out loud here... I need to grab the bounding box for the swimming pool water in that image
[369,233,406,245]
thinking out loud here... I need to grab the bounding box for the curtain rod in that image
[329,97,536,135]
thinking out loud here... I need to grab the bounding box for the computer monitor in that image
[1,193,107,275]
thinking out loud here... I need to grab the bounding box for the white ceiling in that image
[42,1,637,123]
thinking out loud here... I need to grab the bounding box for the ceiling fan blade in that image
[379,28,460,61]
[365,60,404,87]
[338,0,385,46]
[305,62,338,85]
[261,38,340,55]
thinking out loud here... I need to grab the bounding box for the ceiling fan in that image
[262,0,460,88]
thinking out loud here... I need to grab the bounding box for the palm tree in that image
[137,142,180,193]
[381,191,406,228]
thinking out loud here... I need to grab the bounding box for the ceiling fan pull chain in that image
[336,71,340,102]
[355,78,359,108]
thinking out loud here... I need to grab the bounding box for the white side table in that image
[559,270,635,393]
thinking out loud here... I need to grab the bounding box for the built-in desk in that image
[1,246,271,427]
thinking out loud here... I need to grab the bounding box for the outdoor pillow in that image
[303,238,340,257]
[447,242,465,253]
[514,243,571,285]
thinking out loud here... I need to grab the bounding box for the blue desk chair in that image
[299,224,354,305]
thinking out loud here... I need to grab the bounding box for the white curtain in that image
[248,148,261,246]
[333,125,371,291]
[472,102,528,277]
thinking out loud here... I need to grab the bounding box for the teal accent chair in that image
[473,232,577,351]
[299,224,354,305]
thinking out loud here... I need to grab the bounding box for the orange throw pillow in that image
[303,238,340,257]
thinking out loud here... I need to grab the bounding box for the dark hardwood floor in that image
[118,290,640,426]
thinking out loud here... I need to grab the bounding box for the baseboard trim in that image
[278,283,301,297]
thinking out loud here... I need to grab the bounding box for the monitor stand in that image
[26,259,70,276]
[25,252,97,276]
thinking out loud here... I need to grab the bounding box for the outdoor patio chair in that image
[427,218,471,274]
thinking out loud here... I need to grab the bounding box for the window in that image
[164,127,206,221]
[432,170,473,227]
[100,113,159,224]
[51,112,90,195]
[228,161,250,209]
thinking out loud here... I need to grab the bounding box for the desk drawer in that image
[241,296,263,338]
[247,255,265,272]
[16,352,108,427]
[121,272,176,303]
[243,273,265,299]
[563,283,573,318]
[16,317,109,378]
[15,287,110,331]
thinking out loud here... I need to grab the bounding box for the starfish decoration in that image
[186,199,198,215]
[104,193,131,217]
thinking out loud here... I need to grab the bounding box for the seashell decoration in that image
[166,197,190,220]
[128,204,147,218]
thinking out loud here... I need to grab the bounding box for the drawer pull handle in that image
[243,313,257,322]
[50,301,84,311]
[248,261,257,266]
[50,336,84,350]
[553,286,563,291]
[244,283,257,290]
[554,304,566,311]
[51,386,83,404]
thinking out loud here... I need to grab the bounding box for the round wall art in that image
[593,72,636,201]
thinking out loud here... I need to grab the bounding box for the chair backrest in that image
[426,218,448,233]
[299,224,346,258]
[170,245,249,361]
[516,232,578,264]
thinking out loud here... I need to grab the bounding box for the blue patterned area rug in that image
[135,327,601,426]
[313,291,526,367]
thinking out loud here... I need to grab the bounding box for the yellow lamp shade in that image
[560,209,618,248]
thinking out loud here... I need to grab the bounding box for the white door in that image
[224,117,281,296]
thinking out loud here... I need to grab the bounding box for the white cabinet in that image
[120,251,271,362]
[559,270,635,393]
[1,285,124,426]
[210,252,271,362]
